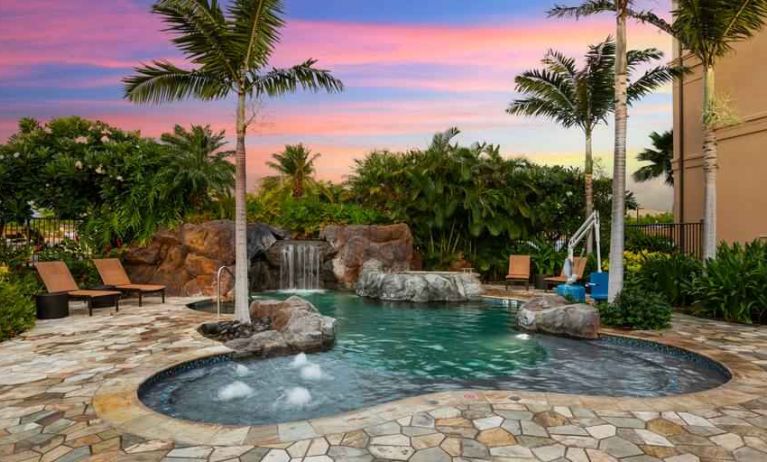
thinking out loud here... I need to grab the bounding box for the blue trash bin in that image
[554,283,586,303]
[588,271,609,302]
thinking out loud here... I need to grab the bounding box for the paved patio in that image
[0,297,766,462]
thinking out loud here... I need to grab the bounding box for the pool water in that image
[140,292,729,426]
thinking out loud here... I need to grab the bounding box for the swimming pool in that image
[139,292,729,426]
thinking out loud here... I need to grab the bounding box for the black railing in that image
[1,218,86,258]
[626,221,704,259]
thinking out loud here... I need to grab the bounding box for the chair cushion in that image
[117,284,166,292]
[68,290,121,298]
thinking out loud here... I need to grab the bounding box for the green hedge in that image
[0,271,37,341]
[599,282,672,330]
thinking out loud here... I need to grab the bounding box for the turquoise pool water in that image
[140,292,729,426]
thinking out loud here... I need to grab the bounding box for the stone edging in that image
[92,303,767,447]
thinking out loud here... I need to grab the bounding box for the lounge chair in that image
[92,258,165,307]
[35,261,121,316]
[545,256,588,290]
[505,255,531,291]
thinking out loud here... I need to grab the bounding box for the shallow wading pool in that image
[139,292,730,426]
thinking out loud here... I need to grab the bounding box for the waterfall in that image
[279,242,322,290]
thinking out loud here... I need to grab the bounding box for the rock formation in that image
[355,260,482,302]
[123,220,288,297]
[320,223,415,289]
[517,294,600,339]
[215,296,336,357]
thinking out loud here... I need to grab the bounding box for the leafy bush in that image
[36,239,100,288]
[599,282,672,330]
[636,253,702,307]
[528,240,565,275]
[691,241,767,324]
[625,227,676,253]
[248,195,386,239]
[0,271,37,341]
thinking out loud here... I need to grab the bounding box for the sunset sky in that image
[0,0,674,209]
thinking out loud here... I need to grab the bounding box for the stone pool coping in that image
[92,298,767,447]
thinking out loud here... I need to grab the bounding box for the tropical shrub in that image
[599,282,672,330]
[691,241,767,324]
[636,253,702,307]
[0,117,234,249]
[625,227,677,253]
[528,240,565,276]
[36,239,100,288]
[0,271,37,341]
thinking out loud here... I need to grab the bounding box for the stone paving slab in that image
[0,296,765,461]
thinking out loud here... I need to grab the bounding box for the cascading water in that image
[279,242,322,291]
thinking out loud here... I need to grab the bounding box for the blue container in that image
[588,271,609,302]
[554,283,586,303]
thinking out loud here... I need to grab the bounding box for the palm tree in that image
[633,130,673,185]
[548,0,667,301]
[508,39,675,254]
[669,1,767,259]
[267,144,320,198]
[124,0,343,323]
[159,124,235,206]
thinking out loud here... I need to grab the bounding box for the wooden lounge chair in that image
[545,256,588,290]
[92,258,165,307]
[35,261,121,316]
[505,255,531,291]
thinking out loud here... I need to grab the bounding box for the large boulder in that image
[320,224,415,289]
[221,296,336,357]
[356,260,482,302]
[123,220,288,297]
[517,295,600,339]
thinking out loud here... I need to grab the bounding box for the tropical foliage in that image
[599,280,673,330]
[0,273,36,342]
[267,144,320,198]
[691,241,767,324]
[509,39,674,254]
[0,117,235,249]
[633,130,673,185]
[635,253,702,307]
[124,0,344,323]
[346,128,629,278]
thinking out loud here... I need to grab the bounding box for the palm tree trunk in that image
[585,129,594,254]
[608,3,628,302]
[702,65,718,259]
[233,92,250,324]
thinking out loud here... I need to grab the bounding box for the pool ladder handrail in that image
[215,265,235,319]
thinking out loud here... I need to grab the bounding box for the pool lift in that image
[555,211,607,302]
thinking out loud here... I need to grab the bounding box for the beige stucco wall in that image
[673,30,767,243]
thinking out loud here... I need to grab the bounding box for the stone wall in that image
[320,223,415,289]
[124,221,416,295]
[123,220,287,297]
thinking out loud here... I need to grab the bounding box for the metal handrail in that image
[215,265,235,319]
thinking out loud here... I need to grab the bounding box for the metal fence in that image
[626,221,704,259]
[1,218,85,258]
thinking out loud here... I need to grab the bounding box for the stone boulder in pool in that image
[518,294,600,339]
[220,296,336,357]
[356,259,482,302]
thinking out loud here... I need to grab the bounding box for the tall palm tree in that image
[267,144,319,198]
[548,0,667,301]
[124,0,343,323]
[508,39,675,254]
[633,130,673,185]
[670,0,767,259]
[159,124,235,206]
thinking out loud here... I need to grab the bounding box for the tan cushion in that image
[117,284,165,292]
[68,290,121,298]
[35,261,79,293]
[92,258,131,286]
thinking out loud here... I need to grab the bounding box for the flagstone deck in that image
[0,297,766,462]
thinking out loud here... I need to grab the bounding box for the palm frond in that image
[228,0,285,68]
[548,0,616,19]
[626,7,672,33]
[633,130,673,185]
[507,97,577,127]
[123,60,230,103]
[543,50,578,78]
[152,0,237,76]
[673,0,767,65]
[627,65,675,105]
[248,59,344,96]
